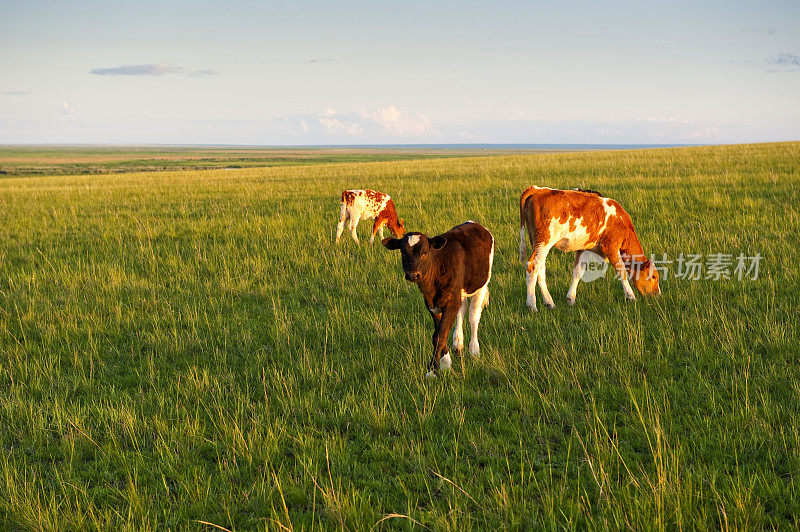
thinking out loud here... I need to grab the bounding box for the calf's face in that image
[393,218,406,238]
[633,260,661,295]
[382,233,446,283]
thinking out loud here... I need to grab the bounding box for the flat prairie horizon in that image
[0,141,718,178]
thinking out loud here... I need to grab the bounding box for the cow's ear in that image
[382,237,402,250]
[430,236,447,250]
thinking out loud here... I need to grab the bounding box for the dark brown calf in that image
[383,221,494,377]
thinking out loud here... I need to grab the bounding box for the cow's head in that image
[382,232,446,282]
[632,259,661,295]
[392,218,406,238]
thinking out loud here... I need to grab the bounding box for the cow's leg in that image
[526,244,552,311]
[426,303,459,378]
[468,285,489,357]
[369,219,383,244]
[525,258,539,312]
[537,262,556,310]
[348,213,361,243]
[452,298,469,355]
[335,203,348,244]
[608,250,636,301]
[378,225,384,240]
[566,251,586,306]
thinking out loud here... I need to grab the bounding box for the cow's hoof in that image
[425,371,436,379]
[544,301,556,310]
[566,297,575,306]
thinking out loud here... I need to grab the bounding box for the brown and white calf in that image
[519,186,660,310]
[336,189,405,244]
[383,221,494,377]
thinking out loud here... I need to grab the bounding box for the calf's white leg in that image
[526,245,552,311]
[525,267,538,312]
[566,250,586,305]
[452,298,469,353]
[468,285,489,357]
[537,265,555,309]
[609,252,636,301]
[348,213,361,243]
[335,204,348,244]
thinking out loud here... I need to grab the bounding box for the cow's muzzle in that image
[405,271,422,282]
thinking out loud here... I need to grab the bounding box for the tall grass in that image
[1,143,798,529]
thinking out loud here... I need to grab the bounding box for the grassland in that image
[0,142,798,529]
[0,145,547,178]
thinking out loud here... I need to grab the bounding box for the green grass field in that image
[1,142,798,529]
[0,145,550,178]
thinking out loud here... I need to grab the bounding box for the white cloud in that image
[90,62,217,77]
[61,101,75,121]
[678,125,721,142]
[319,115,363,136]
[636,117,690,124]
[768,53,800,67]
[280,105,440,140]
[358,105,437,137]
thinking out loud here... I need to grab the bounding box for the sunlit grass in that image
[0,142,798,529]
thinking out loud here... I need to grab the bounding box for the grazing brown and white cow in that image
[383,221,494,377]
[336,189,405,244]
[519,186,660,310]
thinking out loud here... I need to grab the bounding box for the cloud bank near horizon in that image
[276,106,729,144]
[280,106,440,140]
[90,63,217,77]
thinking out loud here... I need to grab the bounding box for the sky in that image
[1,0,799,145]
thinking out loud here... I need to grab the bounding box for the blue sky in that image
[1,0,798,144]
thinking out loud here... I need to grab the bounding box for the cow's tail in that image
[519,190,532,261]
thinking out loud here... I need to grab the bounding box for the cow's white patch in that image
[549,217,593,252]
[377,195,389,213]
[487,236,494,282]
[407,234,421,247]
[603,198,617,220]
[439,353,452,371]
